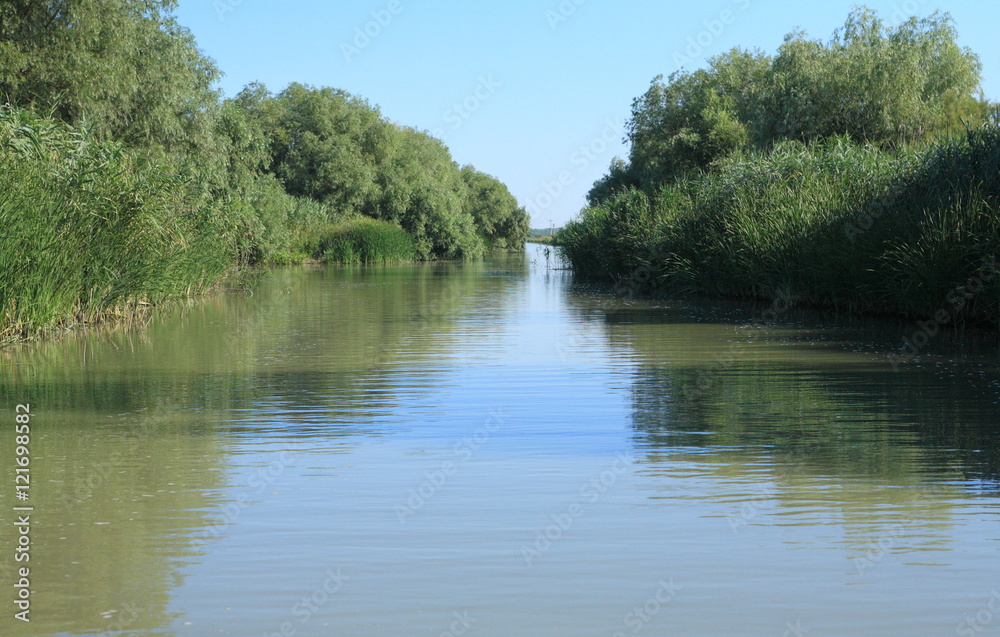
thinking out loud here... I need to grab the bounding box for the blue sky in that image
[176,0,1000,229]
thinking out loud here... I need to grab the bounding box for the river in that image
[1,244,998,636]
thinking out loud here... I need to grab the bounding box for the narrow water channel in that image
[2,244,998,636]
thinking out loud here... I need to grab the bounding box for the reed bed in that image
[317,218,417,264]
[0,107,231,343]
[560,128,1000,326]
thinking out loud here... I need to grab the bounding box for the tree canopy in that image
[591,7,990,202]
[234,82,527,259]
[0,0,220,150]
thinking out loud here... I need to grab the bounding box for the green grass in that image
[318,218,417,264]
[560,128,1000,326]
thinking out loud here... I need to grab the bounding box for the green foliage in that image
[0,1,526,340]
[562,127,1000,325]
[235,83,523,260]
[600,7,986,203]
[460,166,530,250]
[560,189,658,281]
[0,106,230,341]
[318,218,416,265]
[626,48,766,189]
[261,83,385,214]
[586,157,637,207]
[571,6,998,325]
[0,0,221,150]
[372,126,484,259]
[762,9,982,147]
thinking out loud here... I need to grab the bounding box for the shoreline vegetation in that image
[0,0,529,345]
[559,8,999,328]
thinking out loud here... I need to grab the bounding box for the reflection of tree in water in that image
[584,301,1000,557]
[0,406,228,635]
[628,363,1000,488]
[625,363,1000,556]
[579,298,1000,488]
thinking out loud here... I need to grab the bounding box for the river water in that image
[2,244,999,636]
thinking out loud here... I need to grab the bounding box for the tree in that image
[261,83,386,215]
[762,9,982,146]
[616,7,984,194]
[587,157,636,207]
[460,166,529,250]
[374,128,482,259]
[0,0,221,151]
[626,48,767,188]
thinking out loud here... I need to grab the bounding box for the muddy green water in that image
[1,244,999,636]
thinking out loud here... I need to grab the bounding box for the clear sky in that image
[175,0,1000,229]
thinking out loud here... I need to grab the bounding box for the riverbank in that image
[0,100,527,345]
[559,127,1000,327]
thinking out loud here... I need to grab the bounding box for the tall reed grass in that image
[560,128,1000,326]
[318,218,417,264]
[0,106,231,342]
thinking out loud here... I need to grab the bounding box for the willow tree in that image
[242,83,490,259]
[374,127,483,259]
[0,0,221,151]
[608,6,986,202]
[259,83,387,216]
[762,8,983,146]
[624,48,768,189]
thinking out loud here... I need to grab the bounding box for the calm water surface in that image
[2,244,999,636]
